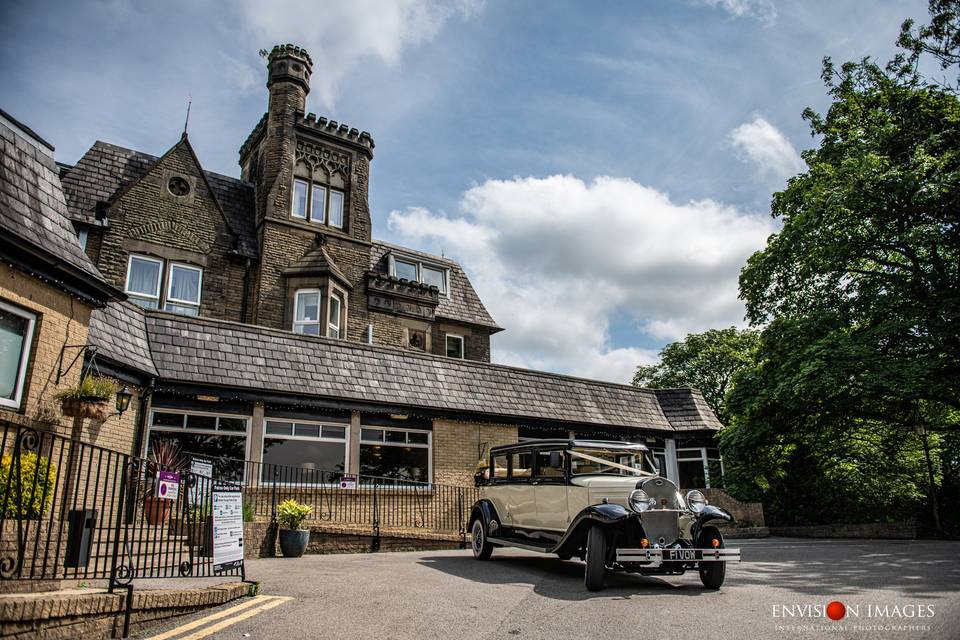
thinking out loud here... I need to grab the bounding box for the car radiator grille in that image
[640,477,680,545]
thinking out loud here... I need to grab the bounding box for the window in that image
[292,179,309,219]
[293,289,321,335]
[492,454,509,479]
[147,410,249,481]
[125,254,202,316]
[359,427,431,483]
[446,334,464,359]
[389,256,448,294]
[290,177,345,228]
[0,300,36,410]
[262,419,348,484]
[408,328,426,351]
[328,293,342,338]
[77,228,88,251]
[536,450,565,478]
[510,451,533,479]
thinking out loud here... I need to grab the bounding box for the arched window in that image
[291,160,346,229]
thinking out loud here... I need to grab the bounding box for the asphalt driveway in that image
[139,538,960,640]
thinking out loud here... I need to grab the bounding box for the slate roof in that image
[370,241,500,331]
[87,301,158,377]
[60,141,258,258]
[284,243,352,289]
[142,311,723,432]
[0,113,109,286]
[654,388,724,431]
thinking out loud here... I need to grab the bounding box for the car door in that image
[502,449,536,529]
[533,448,569,532]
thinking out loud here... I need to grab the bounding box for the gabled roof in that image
[60,139,258,258]
[653,388,724,431]
[0,112,120,304]
[87,301,158,377]
[142,311,717,432]
[370,241,500,331]
[283,243,352,289]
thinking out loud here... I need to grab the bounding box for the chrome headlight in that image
[629,489,655,513]
[685,489,707,513]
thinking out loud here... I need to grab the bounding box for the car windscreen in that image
[570,448,656,476]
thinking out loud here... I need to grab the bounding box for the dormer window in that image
[292,178,344,229]
[292,287,346,338]
[388,255,449,295]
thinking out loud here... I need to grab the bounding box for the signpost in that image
[156,471,180,501]
[339,474,357,489]
[212,488,244,574]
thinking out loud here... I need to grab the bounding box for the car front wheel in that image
[584,525,607,591]
[698,526,726,589]
[471,518,493,560]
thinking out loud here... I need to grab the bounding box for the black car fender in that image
[552,503,643,556]
[690,505,734,542]
[470,499,502,536]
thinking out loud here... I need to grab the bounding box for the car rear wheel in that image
[698,526,726,589]
[471,518,493,560]
[584,525,607,591]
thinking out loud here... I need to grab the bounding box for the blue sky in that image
[0,0,930,382]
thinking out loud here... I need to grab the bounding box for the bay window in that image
[359,427,431,483]
[328,293,342,338]
[0,300,35,410]
[293,289,321,335]
[125,253,202,316]
[292,288,346,338]
[261,420,349,484]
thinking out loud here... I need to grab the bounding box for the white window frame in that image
[388,255,450,297]
[291,178,309,219]
[165,262,203,310]
[124,254,163,302]
[328,189,344,229]
[261,418,350,486]
[146,409,252,479]
[292,288,322,335]
[309,183,327,224]
[359,426,433,485]
[77,228,88,251]
[327,292,342,338]
[445,334,464,359]
[0,300,36,410]
[677,447,715,489]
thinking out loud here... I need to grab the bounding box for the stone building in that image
[3,44,725,491]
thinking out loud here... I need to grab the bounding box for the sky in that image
[0,0,931,383]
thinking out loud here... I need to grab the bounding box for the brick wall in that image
[432,419,518,487]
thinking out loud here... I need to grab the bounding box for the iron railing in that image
[0,420,242,585]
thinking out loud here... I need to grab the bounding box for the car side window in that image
[510,451,533,479]
[536,450,565,478]
[492,454,509,480]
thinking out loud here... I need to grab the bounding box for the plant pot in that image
[144,496,173,526]
[279,528,310,558]
[60,396,110,421]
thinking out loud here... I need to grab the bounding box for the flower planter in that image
[60,396,110,421]
[279,528,310,557]
[144,496,173,526]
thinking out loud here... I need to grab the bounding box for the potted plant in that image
[277,499,312,558]
[55,375,117,421]
[142,439,186,526]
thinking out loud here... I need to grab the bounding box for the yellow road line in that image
[175,596,292,640]
[145,595,281,640]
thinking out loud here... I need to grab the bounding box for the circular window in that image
[168,176,190,197]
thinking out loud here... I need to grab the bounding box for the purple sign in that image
[157,471,181,500]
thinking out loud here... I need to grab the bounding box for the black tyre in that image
[471,518,493,560]
[698,526,726,589]
[584,525,608,591]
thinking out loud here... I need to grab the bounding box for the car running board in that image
[487,536,555,554]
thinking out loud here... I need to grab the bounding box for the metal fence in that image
[0,421,242,586]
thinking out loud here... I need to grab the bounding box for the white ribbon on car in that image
[569,450,655,476]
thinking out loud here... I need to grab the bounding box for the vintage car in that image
[469,440,740,591]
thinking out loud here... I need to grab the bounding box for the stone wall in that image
[243,521,462,558]
[770,522,918,539]
[701,489,766,528]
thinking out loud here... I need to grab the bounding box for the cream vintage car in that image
[469,440,740,591]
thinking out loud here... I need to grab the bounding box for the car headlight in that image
[685,489,707,513]
[629,489,654,513]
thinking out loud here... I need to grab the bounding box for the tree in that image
[632,327,759,424]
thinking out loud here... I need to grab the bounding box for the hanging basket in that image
[60,395,111,421]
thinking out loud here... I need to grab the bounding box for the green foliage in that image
[632,327,759,424]
[0,452,57,519]
[243,502,255,523]
[277,499,312,530]
[54,375,118,401]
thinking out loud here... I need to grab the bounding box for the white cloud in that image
[388,175,775,383]
[238,0,482,108]
[730,115,804,180]
[700,0,777,24]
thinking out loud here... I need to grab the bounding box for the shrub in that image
[54,375,117,400]
[0,452,58,519]
[277,499,311,530]
[242,502,255,523]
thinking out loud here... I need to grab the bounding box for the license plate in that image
[664,549,702,561]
